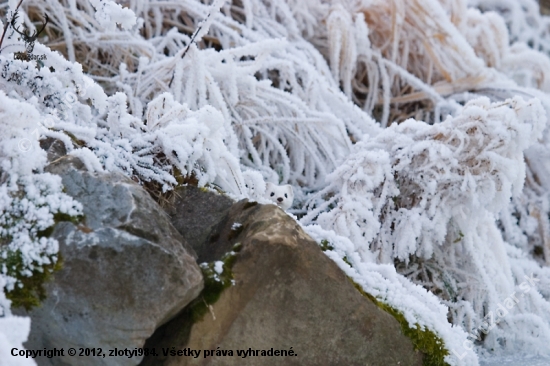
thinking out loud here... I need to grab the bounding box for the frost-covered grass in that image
[2,0,550,365]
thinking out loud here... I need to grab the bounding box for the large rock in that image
[163,185,234,262]
[16,155,204,366]
[141,202,425,366]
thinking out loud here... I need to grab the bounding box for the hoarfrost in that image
[2,0,550,363]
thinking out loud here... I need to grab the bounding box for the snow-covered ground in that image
[480,355,550,366]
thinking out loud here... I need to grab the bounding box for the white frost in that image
[3,0,550,362]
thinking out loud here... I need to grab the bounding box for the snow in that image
[89,0,137,31]
[0,277,35,366]
[305,224,479,365]
[2,0,550,364]
[479,354,550,366]
[0,316,35,366]
[0,89,83,291]
[214,261,224,275]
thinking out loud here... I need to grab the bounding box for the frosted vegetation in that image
[1,0,550,364]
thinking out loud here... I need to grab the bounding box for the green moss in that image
[231,242,243,252]
[37,212,84,237]
[319,239,334,251]
[349,278,450,366]
[3,251,63,311]
[342,256,352,267]
[2,212,82,310]
[187,242,242,323]
[54,212,84,225]
[317,238,447,365]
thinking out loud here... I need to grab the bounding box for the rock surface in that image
[39,137,68,163]
[163,185,234,262]
[141,202,425,366]
[16,155,204,366]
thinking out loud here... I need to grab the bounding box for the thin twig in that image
[0,0,24,54]
[163,19,221,45]
[167,21,205,88]
[167,0,223,88]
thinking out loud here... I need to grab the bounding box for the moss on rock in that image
[187,242,242,323]
[350,279,450,366]
[3,251,63,311]
[2,213,83,310]
[317,237,448,365]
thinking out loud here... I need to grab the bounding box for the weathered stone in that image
[163,186,234,262]
[39,137,67,163]
[141,202,425,366]
[16,156,203,366]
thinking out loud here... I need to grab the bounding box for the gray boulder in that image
[141,202,425,366]
[16,155,203,366]
[162,185,234,262]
